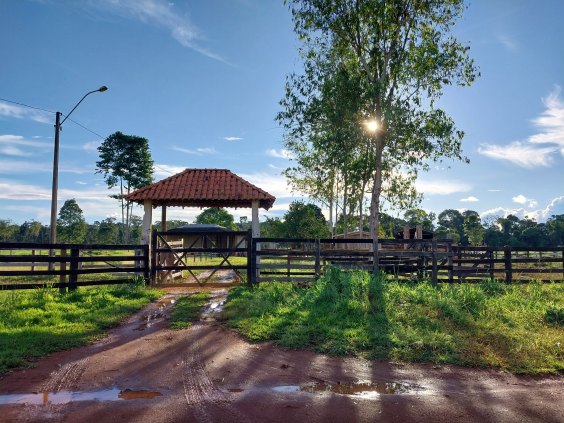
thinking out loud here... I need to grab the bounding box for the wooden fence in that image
[250,238,564,285]
[0,242,148,291]
[1,237,562,290]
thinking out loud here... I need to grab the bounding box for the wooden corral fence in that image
[250,238,564,285]
[0,243,148,291]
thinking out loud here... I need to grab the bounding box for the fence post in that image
[150,229,158,285]
[315,238,321,279]
[504,246,512,284]
[246,230,252,287]
[431,239,438,286]
[59,248,67,294]
[250,238,257,286]
[446,241,453,283]
[489,248,495,280]
[143,244,150,282]
[31,249,35,272]
[68,247,79,292]
[457,247,462,283]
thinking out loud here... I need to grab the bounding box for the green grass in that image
[169,293,210,329]
[0,283,161,375]
[225,267,564,374]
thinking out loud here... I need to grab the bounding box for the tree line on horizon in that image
[1,199,562,248]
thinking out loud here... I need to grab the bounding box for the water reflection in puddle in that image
[272,381,423,398]
[0,388,162,406]
[200,290,228,321]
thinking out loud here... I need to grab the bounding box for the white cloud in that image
[512,194,537,208]
[153,163,185,179]
[415,179,472,195]
[173,146,217,155]
[529,86,564,153]
[224,136,243,141]
[487,189,502,192]
[93,0,226,62]
[478,141,556,168]
[238,171,294,199]
[82,140,101,152]
[76,181,88,185]
[265,149,293,159]
[0,160,91,174]
[460,196,479,203]
[0,145,31,157]
[0,102,53,124]
[478,86,564,167]
[497,34,517,52]
[0,134,52,149]
[480,195,564,223]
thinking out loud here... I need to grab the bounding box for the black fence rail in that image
[0,242,148,290]
[251,238,564,285]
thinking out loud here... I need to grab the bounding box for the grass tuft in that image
[225,267,564,374]
[0,284,161,375]
[169,293,210,330]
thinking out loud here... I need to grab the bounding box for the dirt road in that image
[1,289,562,423]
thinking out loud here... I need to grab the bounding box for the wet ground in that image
[0,288,562,423]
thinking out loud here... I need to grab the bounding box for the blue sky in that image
[0,0,563,226]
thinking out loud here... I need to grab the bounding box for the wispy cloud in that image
[91,0,226,63]
[265,148,293,159]
[497,34,518,52]
[224,136,243,141]
[0,146,32,157]
[478,86,564,167]
[0,102,53,124]
[173,146,217,155]
[153,163,185,179]
[82,140,101,152]
[238,172,293,198]
[460,196,479,203]
[487,189,502,192]
[478,141,556,168]
[0,160,90,174]
[415,179,472,195]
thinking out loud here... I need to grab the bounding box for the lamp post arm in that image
[59,89,100,126]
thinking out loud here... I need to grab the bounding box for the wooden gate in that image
[150,229,251,285]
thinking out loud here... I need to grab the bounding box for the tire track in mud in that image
[19,358,89,422]
[183,323,252,423]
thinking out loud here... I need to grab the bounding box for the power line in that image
[0,97,56,114]
[65,117,105,139]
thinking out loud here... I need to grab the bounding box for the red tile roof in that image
[125,168,276,210]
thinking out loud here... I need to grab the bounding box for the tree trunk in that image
[343,174,349,238]
[370,138,384,274]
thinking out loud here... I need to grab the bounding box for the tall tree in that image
[96,132,153,242]
[282,201,330,239]
[462,211,484,246]
[283,0,478,270]
[57,199,87,243]
[195,208,237,230]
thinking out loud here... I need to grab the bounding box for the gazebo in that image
[125,168,276,244]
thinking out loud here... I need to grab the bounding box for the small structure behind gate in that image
[151,228,251,285]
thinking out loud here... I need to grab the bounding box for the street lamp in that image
[49,86,108,245]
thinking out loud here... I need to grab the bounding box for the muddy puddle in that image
[0,388,162,406]
[200,289,228,321]
[271,381,424,398]
[135,296,177,330]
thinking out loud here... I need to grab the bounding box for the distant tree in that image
[57,199,87,243]
[97,217,119,244]
[96,132,153,242]
[260,217,286,238]
[18,220,45,243]
[463,212,484,246]
[195,208,237,230]
[282,201,330,239]
[0,219,19,242]
[546,214,564,245]
[237,216,251,231]
[437,209,465,243]
[404,209,435,231]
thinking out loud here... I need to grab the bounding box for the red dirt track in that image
[1,289,562,423]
